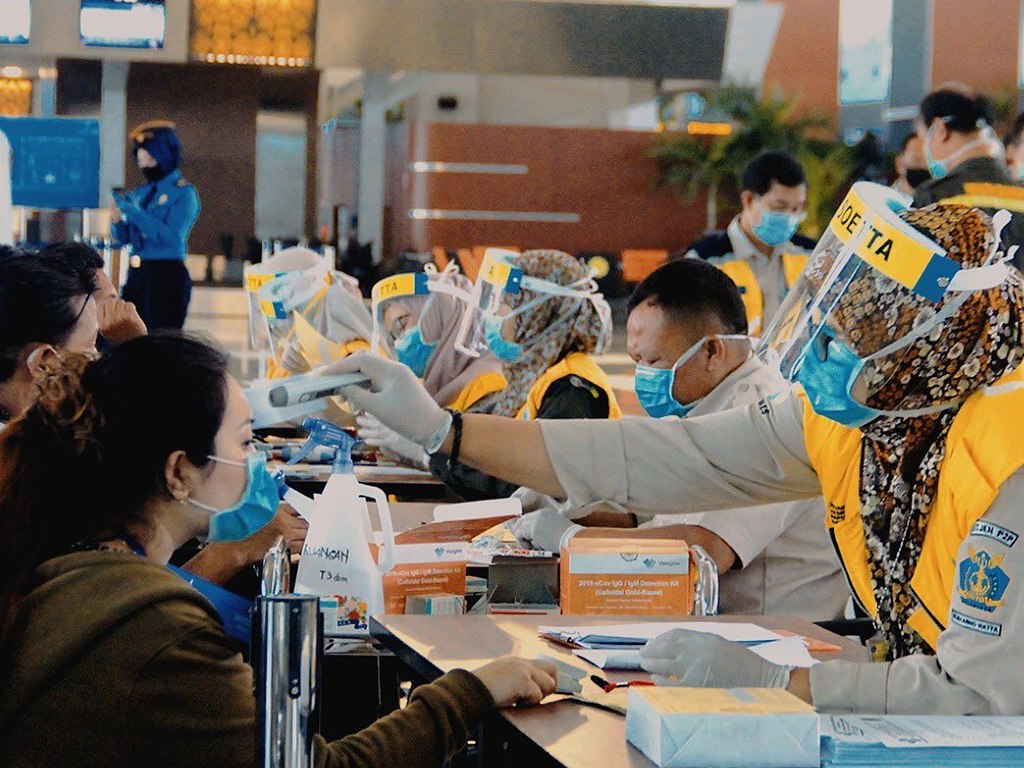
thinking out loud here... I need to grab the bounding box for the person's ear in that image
[704,338,728,370]
[739,190,757,211]
[25,345,58,379]
[164,449,198,502]
[934,120,952,145]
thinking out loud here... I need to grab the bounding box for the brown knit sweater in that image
[0,551,494,768]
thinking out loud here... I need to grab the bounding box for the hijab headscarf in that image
[474,250,610,417]
[817,203,1024,658]
[416,272,505,408]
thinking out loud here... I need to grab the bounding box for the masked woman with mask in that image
[361,250,620,500]
[0,334,557,767]
[112,121,200,331]
[331,184,1024,714]
[913,85,1024,273]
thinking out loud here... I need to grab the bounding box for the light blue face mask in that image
[484,313,522,362]
[924,121,989,180]
[394,325,436,377]
[634,336,709,419]
[753,207,802,246]
[193,452,284,542]
[793,326,879,428]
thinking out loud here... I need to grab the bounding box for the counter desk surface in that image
[371,613,866,768]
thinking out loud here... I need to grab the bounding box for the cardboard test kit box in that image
[560,538,694,616]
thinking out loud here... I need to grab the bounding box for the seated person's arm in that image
[182,505,307,586]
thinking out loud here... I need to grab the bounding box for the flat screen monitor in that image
[0,0,31,44]
[80,0,165,49]
[0,117,101,210]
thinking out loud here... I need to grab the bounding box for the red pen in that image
[590,674,656,693]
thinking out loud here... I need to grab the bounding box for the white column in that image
[357,70,388,264]
[99,60,129,209]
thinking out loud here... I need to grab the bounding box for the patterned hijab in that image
[473,250,610,417]
[821,204,1024,658]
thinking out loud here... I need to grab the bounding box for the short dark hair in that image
[0,247,97,383]
[919,86,993,134]
[740,151,806,196]
[627,258,748,335]
[40,241,104,273]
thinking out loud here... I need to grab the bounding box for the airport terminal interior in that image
[4,1,1024,767]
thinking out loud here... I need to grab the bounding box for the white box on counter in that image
[625,687,819,768]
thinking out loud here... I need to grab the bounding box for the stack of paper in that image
[627,687,819,767]
[575,635,818,671]
[821,715,1024,767]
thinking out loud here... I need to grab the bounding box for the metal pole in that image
[253,594,321,768]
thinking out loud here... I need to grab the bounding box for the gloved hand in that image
[280,336,311,374]
[639,629,792,689]
[512,486,627,521]
[509,509,583,552]
[316,351,450,449]
[357,413,429,470]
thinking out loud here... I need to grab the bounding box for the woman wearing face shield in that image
[249,246,372,378]
[111,121,200,331]
[327,183,1024,715]
[363,250,621,501]
[0,334,557,767]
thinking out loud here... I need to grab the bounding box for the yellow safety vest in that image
[802,365,1024,650]
[446,371,508,412]
[940,182,1024,213]
[718,253,808,335]
[516,352,623,421]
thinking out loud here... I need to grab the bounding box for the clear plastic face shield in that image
[247,257,336,375]
[371,264,471,369]
[759,182,1015,419]
[454,248,612,359]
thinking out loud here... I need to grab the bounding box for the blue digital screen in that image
[0,118,101,210]
[0,0,31,44]
[80,0,165,49]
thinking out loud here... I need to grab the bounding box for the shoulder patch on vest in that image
[971,520,1019,548]
[176,177,191,188]
[951,608,1002,637]
[958,547,1011,613]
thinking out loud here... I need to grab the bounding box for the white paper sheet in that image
[540,622,783,649]
[574,636,817,672]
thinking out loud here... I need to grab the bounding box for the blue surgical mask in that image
[793,327,879,428]
[753,207,801,247]
[193,452,283,542]
[393,325,436,377]
[484,313,522,362]
[633,337,709,419]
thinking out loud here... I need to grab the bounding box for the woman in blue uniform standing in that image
[111,121,200,330]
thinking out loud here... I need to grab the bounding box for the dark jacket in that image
[0,551,493,768]
[913,156,1024,272]
[430,374,610,501]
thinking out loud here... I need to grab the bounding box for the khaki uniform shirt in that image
[539,390,1024,714]
[639,356,846,620]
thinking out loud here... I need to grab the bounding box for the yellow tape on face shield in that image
[828,184,958,302]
